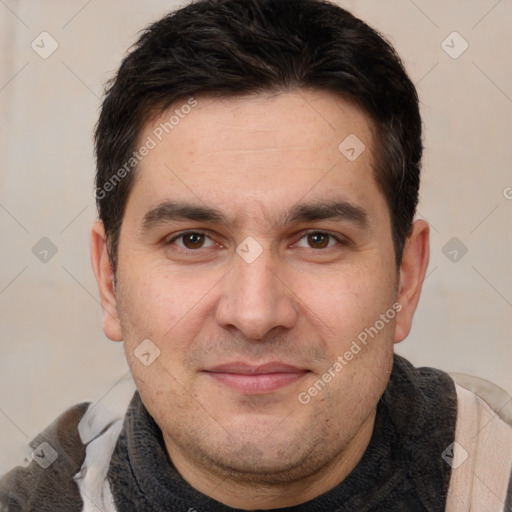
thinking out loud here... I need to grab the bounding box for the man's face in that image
[103,90,406,484]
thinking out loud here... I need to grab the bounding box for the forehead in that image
[144,90,373,161]
[126,89,386,228]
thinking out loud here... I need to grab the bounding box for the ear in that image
[394,219,430,344]
[90,221,123,342]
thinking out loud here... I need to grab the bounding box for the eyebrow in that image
[140,199,368,232]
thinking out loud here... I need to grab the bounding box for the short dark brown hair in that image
[94,0,422,270]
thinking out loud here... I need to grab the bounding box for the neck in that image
[164,409,376,510]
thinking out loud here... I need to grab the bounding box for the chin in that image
[208,448,312,484]
[196,423,317,478]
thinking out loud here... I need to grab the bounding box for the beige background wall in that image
[1,0,511,473]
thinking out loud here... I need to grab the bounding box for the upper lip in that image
[204,362,308,374]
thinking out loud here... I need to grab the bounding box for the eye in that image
[295,231,343,250]
[167,231,216,250]
[165,230,346,253]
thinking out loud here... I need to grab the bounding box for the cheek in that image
[117,260,213,336]
[294,262,397,341]
[117,272,177,341]
[115,267,204,415]
[115,263,223,381]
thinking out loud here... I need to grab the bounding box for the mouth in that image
[202,362,310,394]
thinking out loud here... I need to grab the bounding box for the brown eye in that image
[294,231,346,251]
[181,232,206,249]
[167,231,216,251]
[307,232,330,249]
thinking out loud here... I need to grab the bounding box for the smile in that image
[203,362,310,394]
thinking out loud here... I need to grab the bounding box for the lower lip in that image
[205,372,308,394]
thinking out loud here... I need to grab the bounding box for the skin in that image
[91,89,429,509]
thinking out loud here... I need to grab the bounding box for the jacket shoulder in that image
[0,402,91,512]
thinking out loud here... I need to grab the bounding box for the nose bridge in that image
[235,248,277,305]
[215,241,297,340]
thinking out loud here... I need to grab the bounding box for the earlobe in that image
[90,221,124,342]
[394,219,430,344]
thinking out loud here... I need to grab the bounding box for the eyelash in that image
[165,230,348,253]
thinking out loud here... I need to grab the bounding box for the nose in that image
[215,243,298,341]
